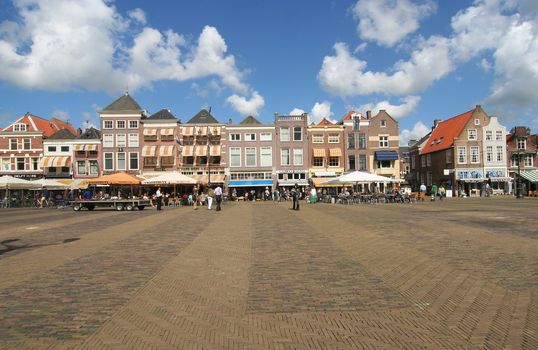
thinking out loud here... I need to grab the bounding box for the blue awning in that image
[375,151,399,160]
[228,179,273,187]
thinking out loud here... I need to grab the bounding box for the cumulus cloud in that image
[289,108,305,116]
[352,0,436,47]
[356,96,421,119]
[226,91,265,117]
[399,121,430,146]
[310,101,335,124]
[0,0,257,104]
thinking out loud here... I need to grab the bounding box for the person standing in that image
[292,184,300,210]
[431,183,438,201]
[156,187,163,210]
[214,185,222,211]
[419,183,427,201]
[207,187,214,210]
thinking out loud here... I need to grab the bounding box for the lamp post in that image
[516,136,524,198]
[207,126,212,188]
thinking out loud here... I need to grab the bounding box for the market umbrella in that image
[31,178,69,189]
[88,172,142,185]
[0,175,40,189]
[142,172,197,197]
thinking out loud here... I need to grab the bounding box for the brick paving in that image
[0,198,537,349]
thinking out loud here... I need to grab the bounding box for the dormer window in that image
[13,123,27,132]
[381,120,387,127]
[474,119,480,125]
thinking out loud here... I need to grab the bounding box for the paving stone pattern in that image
[0,198,536,349]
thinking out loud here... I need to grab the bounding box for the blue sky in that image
[1,0,537,144]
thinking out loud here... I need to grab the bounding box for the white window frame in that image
[474,119,480,126]
[485,130,492,141]
[470,146,480,164]
[312,134,323,143]
[245,133,256,141]
[293,148,303,166]
[128,133,139,147]
[103,120,113,129]
[229,133,241,141]
[103,134,114,148]
[380,120,387,127]
[104,152,114,171]
[23,138,31,150]
[77,161,86,176]
[9,139,17,150]
[47,146,57,152]
[280,148,290,166]
[116,134,127,147]
[328,156,340,167]
[525,153,533,167]
[496,146,504,162]
[328,133,340,143]
[116,120,126,129]
[313,157,323,167]
[1,158,11,172]
[511,155,518,167]
[89,160,99,175]
[229,147,241,167]
[13,123,27,132]
[245,147,257,167]
[128,120,138,129]
[458,146,467,164]
[293,127,302,141]
[377,160,392,169]
[129,152,139,170]
[260,132,272,141]
[379,136,388,148]
[517,139,526,150]
[496,130,503,141]
[116,152,126,170]
[486,146,493,162]
[280,127,290,142]
[468,129,477,140]
[260,147,272,167]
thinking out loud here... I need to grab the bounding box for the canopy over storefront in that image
[326,171,401,185]
[0,175,40,190]
[88,172,142,185]
[31,178,68,189]
[142,172,196,185]
[278,180,309,187]
[375,151,399,160]
[520,169,538,184]
[190,174,225,184]
[311,177,352,188]
[228,179,272,187]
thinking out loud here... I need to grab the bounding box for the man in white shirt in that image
[156,187,163,210]
[419,183,427,202]
[214,185,223,211]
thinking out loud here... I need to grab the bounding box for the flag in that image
[175,136,182,145]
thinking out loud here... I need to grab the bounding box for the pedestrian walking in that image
[419,183,427,201]
[156,187,163,210]
[431,183,438,201]
[291,184,300,210]
[207,187,214,210]
[214,185,222,211]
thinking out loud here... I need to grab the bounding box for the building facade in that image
[73,128,101,179]
[308,118,345,187]
[507,126,538,195]
[141,109,180,176]
[41,129,76,179]
[274,113,309,188]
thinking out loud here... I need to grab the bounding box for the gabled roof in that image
[148,109,177,120]
[239,116,262,125]
[420,109,475,155]
[76,127,101,140]
[342,111,365,121]
[2,113,76,138]
[100,93,142,112]
[317,118,334,126]
[186,109,219,124]
[372,110,397,124]
[50,118,77,136]
[49,128,76,140]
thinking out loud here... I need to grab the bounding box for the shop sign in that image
[456,169,483,180]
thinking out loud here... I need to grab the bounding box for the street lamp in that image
[207,126,212,188]
[516,136,525,198]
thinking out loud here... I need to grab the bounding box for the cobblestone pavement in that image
[0,198,537,349]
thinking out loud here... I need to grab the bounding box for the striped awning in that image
[73,144,85,151]
[142,145,157,157]
[313,148,326,157]
[85,144,98,151]
[143,128,157,136]
[195,145,207,156]
[209,126,221,135]
[190,174,225,184]
[159,145,174,157]
[210,145,221,156]
[181,126,194,136]
[329,148,342,157]
[520,170,538,184]
[182,145,194,156]
[40,156,71,167]
[195,126,207,136]
[160,128,174,136]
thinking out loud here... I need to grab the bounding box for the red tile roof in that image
[2,113,77,138]
[317,118,334,126]
[420,109,475,155]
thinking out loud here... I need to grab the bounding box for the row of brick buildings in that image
[0,93,401,193]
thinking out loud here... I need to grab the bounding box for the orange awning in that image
[142,145,157,157]
[159,145,174,157]
[210,145,221,156]
[160,128,174,136]
[190,174,225,184]
[73,144,84,151]
[143,128,157,136]
[313,148,326,157]
[195,145,207,156]
[85,144,98,151]
[209,126,221,135]
[181,126,194,136]
[40,156,70,167]
[329,148,342,157]
[88,172,142,185]
[182,145,194,156]
[195,126,207,135]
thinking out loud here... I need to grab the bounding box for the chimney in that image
[228,118,233,125]
[77,128,82,136]
[433,119,442,130]
[366,110,371,119]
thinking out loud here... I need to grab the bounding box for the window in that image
[474,119,480,125]
[293,127,302,141]
[104,153,114,170]
[496,146,504,162]
[348,155,356,170]
[116,120,126,129]
[260,132,272,141]
[280,127,290,142]
[13,123,27,131]
[280,149,290,166]
[312,134,323,143]
[103,134,114,148]
[411,155,416,169]
[381,120,387,127]
[446,149,453,164]
[293,148,303,166]
[379,136,388,148]
[328,133,339,143]
[129,120,138,129]
[426,154,431,167]
[525,154,533,167]
[23,138,31,150]
[161,156,174,166]
[245,147,256,167]
[470,146,479,163]
[16,157,25,171]
[347,134,355,149]
[103,120,113,129]
[1,158,11,171]
[245,133,256,141]
[61,146,69,152]
[230,147,241,167]
[496,130,503,141]
[468,129,477,140]
[10,139,17,150]
[77,161,86,175]
[116,134,127,147]
[144,157,157,167]
[48,146,57,152]
[31,158,38,171]
[313,157,323,167]
[458,147,466,164]
[377,160,391,168]
[229,133,241,141]
[260,147,272,167]
[328,157,339,167]
[117,152,126,170]
[129,153,139,170]
[421,155,426,167]
[486,146,493,162]
[358,134,366,149]
[511,154,518,167]
[517,138,526,150]
[485,130,492,141]
[358,155,367,170]
[128,133,139,147]
[89,160,98,175]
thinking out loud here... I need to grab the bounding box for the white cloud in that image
[353,42,367,54]
[399,121,430,146]
[289,108,305,116]
[0,0,257,99]
[356,96,421,119]
[51,110,70,122]
[226,91,265,116]
[128,8,146,25]
[352,0,436,47]
[310,101,335,124]
[479,58,492,72]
